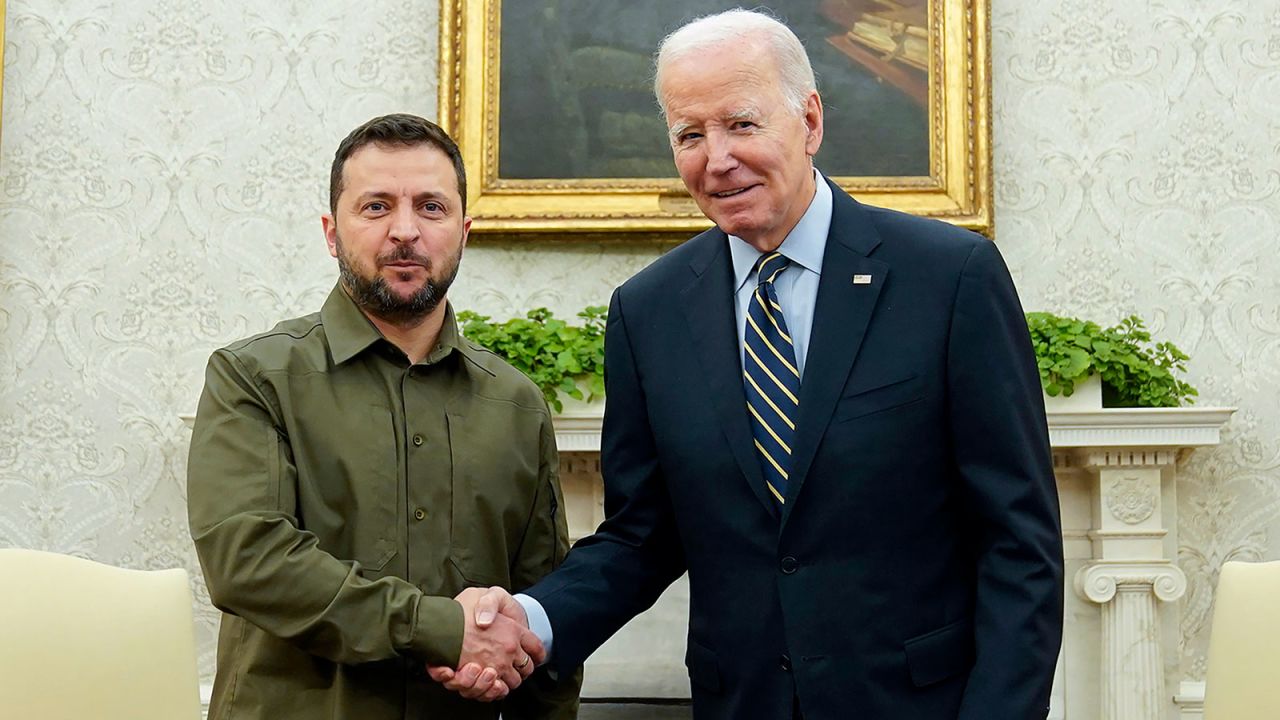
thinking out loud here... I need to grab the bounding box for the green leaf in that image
[1025,310,1196,407]
[458,306,610,410]
[1063,347,1091,378]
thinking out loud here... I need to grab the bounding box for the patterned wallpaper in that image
[1,0,1278,689]
[992,0,1280,682]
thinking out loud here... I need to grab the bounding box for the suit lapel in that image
[680,232,778,517]
[782,185,889,528]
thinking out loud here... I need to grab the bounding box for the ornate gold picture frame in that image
[1,1,6,146]
[438,0,991,238]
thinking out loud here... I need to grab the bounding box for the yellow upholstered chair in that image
[0,548,201,719]
[1203,560,1280,719]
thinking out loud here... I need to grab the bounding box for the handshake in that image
[427,586,542,702]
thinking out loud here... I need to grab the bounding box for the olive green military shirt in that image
[188,285,579,720]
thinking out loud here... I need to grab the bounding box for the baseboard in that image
[1174,680,1205,719]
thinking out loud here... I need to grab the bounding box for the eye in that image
[421,200,445,213]
[364,201,388,213]
[732,120,756,130]
[676,131,703,145]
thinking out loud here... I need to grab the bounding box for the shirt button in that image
[780,556,799,574]
[413,508,426,521]
[412,434,424,446]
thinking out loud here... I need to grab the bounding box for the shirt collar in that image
[729,168,832,292]
[321,283,472,366]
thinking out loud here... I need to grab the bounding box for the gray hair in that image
[653,8,817,117]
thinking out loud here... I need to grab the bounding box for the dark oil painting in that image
[498,0,930,180]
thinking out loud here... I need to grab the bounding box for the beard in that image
[335,236,462,326]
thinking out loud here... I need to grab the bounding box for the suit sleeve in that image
[946,240,1064,719]
[187,349,463,667]
[523,287,688,674]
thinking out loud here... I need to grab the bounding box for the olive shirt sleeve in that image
[501,408,582,720]
[187,348,464,668]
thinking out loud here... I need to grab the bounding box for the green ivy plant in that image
[458,306,608,412]
[1025,312,1197,407]
[461,305,1198,410]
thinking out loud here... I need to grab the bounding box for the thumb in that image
[426,665,454,683]
[475,587,506,626]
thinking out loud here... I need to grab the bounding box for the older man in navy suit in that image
[432,9,1063,719]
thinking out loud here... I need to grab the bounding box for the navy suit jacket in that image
[526,182,1064,719]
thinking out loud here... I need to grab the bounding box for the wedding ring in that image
[515,655,531,670]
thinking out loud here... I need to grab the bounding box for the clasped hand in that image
[427,586,541,702]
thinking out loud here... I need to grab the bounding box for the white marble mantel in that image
[554,405,1236,456]
[553,404,1234,718]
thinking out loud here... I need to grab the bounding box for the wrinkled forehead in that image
[661,45,783,109]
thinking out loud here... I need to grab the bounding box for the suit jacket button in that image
[779,654,792,672]
[780,556,799,574]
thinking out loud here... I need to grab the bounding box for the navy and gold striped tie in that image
[744,251,799,506]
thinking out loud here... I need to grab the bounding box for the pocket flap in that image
[903,619,974,687]
[833,373,923,422]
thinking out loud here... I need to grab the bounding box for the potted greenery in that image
[457,307,607,413]
[460,306,1198,413]
[1025,312,1197,409]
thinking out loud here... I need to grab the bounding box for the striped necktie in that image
[743,251,799,507]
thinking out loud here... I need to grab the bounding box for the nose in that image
[388,203,421,244]
[704,132,739,175]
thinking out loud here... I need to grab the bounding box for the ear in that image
[803,91,824,157]
[321,214,339,259]
[460,215,472,249]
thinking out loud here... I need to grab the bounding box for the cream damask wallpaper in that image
[1,0,1278,692]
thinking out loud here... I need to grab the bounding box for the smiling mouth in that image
[710,186,753,198]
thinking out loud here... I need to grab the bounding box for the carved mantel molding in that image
[551,406,1236,455]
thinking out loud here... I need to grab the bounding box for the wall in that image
[1,0,1278,694]
[991,1,1280,684]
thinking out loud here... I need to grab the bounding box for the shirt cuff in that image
[408,594,464,667]
[515,593,554,663]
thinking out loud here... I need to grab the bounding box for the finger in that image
[426,665,454,683]
[519,626,547,666]
[515,653,535,680]
[444,662,482,692]
[459,666,501,700]
[475,588,509,627]
[489,585,529,625]
[498,662,522,692]
[480,679,510,703]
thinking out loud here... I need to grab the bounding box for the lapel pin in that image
[852,274,873,285]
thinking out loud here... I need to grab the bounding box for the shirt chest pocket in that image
[445,399,543,587]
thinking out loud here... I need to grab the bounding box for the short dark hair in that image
[329,113,467,215]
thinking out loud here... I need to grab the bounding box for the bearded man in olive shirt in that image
[187,114,581,719]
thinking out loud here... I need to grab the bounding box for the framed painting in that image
[438,0,992,238]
